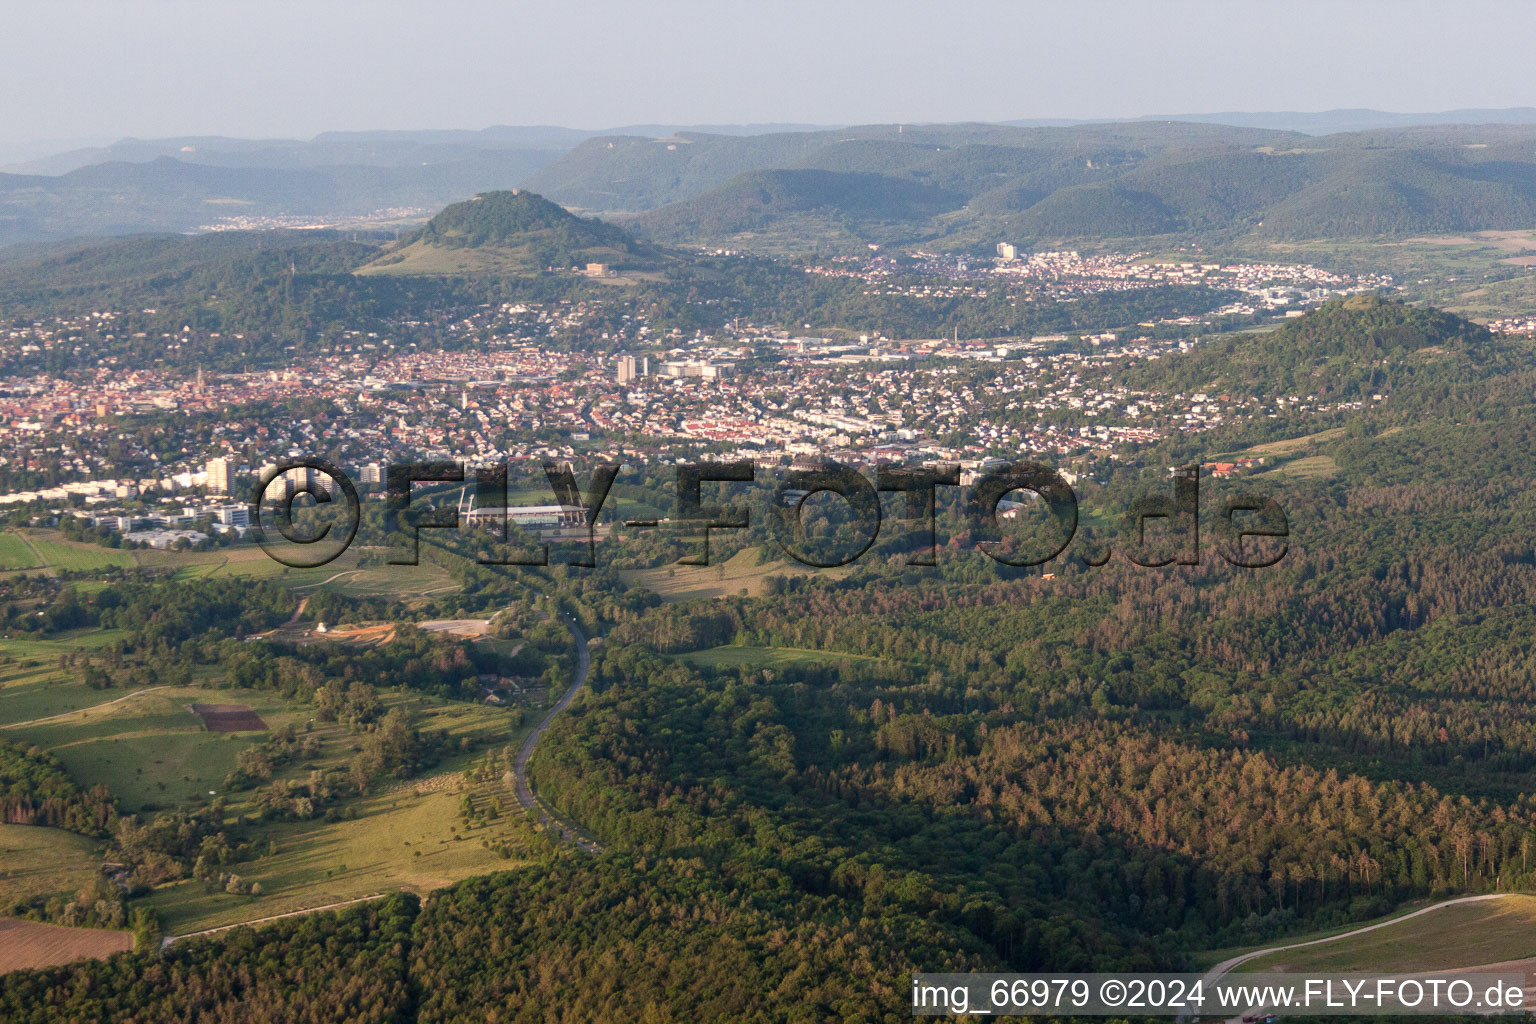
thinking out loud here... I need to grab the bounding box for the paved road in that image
[154,612,600,947]
[28,607,602,954]
[162,893,388,948]
[511,616,602,853]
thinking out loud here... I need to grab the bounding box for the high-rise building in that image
[261,466,313,503]
[284,466,313,497]
[206,457,233,494]
[617,355,637,384]
[996,242,1017,260]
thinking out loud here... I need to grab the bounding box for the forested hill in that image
[0,214,1242,375]
[0,230,377,310]
[6,121,1536,248]
[523,122,1304,211]
[527,123,1536,247]
[0,230,482,371]
[358,190,668,276]
[627,169,967,249]
[413,190,631,251]
[1130,294,1512,401]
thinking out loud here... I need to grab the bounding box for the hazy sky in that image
[5,0,1535,144]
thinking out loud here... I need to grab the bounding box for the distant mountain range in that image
[0,124,843,177]
[597,122,1536,250]
[1008,107,1536,136]
[2,111,1536,248]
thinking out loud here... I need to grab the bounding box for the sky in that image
[4,0,1535,146]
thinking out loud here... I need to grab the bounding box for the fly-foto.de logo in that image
[250,457,1288,571]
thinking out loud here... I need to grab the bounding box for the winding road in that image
[159,616,603,944]
[511,616,602,853]
[69,609,602,949]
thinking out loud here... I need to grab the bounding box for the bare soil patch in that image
[0,918,131,972]
[190,703,268,733]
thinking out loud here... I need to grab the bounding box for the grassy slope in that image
[2,670,537,934]
[1238,895,1536,973]
[12,685,303,809]
[619,546,845,602]
[0,534,39,571]
[676,645,884,669]
[21,536,134,572]
[0,631,128,727]
[138,757,531,935]
[0,824,107,904]
[0,529,560,936]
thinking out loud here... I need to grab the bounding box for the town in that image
[0,250,1394,539]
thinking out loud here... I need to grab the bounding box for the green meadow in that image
[0,825,108,905]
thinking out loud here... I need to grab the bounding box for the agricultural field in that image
[0,918,132,973]
[1259,453,1339,479]
[10,531,358,586]
[149,546,362,587]
[0,825,109,906]
[0,534,39,571]
[1229,427,1346,460]
[22,533,465,600]
[318,560,460,598]
[19,534,135,572]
